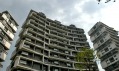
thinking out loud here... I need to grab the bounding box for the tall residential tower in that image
[8,10,97,71]
[0,11,18,70]
[88,22,119,71]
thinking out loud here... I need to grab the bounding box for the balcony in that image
[0,22,14,40]
[0,51,7,61]
[10,22,17,32]
[93,33,111,50]
[6,30,14,40]
[0,38,11,50]
[101,54,119,69]
[88,22,103,36]
[90,27,106,42]
[13,56,43,71]
[2,13,9,22]
[4,18,17,33]
[98,43,117,58]
[100,48,119,62]
[20,51,43,62]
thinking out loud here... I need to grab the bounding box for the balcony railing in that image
[0,51,7,61]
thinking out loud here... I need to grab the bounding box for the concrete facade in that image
[0,11,18,70]
[88,22,119,71]
[8,10,98,71]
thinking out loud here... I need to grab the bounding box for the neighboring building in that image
[88,22,119,71]
[0,11,18,70]
[8,10,97,71]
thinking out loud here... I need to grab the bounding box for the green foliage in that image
[76,48,94,70]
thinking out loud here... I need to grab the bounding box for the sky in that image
[0,0,119,71]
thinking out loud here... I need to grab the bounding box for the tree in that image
[97,0,116,4]
[76,48,97,71]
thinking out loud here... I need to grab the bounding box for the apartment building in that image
[7,10,97,71]
[0,11,18,70]
[88,22,119,71]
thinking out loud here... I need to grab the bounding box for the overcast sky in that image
[0,0,119,71]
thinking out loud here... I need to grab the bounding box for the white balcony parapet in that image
[2,14,9,22]
[0,51,7,61]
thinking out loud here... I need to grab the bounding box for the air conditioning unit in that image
[67,57,70,59]
[54,48,58,51]
[24,44,30,48]
[54,61,59,64]
[65,51,69,54]
[54,54,58,57]
[21,51,28,56]
[20,60,27,65]
[54,69,59,71]
[67,63,71,67]
[25,38,31,41]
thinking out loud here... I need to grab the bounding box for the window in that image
[110,46,112,49]
[115,58,118,60]
[106,60,110,64]
[0,29,5,36]
[33,63,40,70]
[114,55,116,57]
[4,27,8,32]
[100,39,104,43]
[104,48,109,52]
[96,31,100,36]
[109,57,114,62]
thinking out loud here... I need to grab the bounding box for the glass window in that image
[109,57,114,62]
[93,26,96,29]
[33,63,40,70]
[104,48,109,52]
[96,31,100,36]
[100,39,104,43]
[4,27,8,32]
